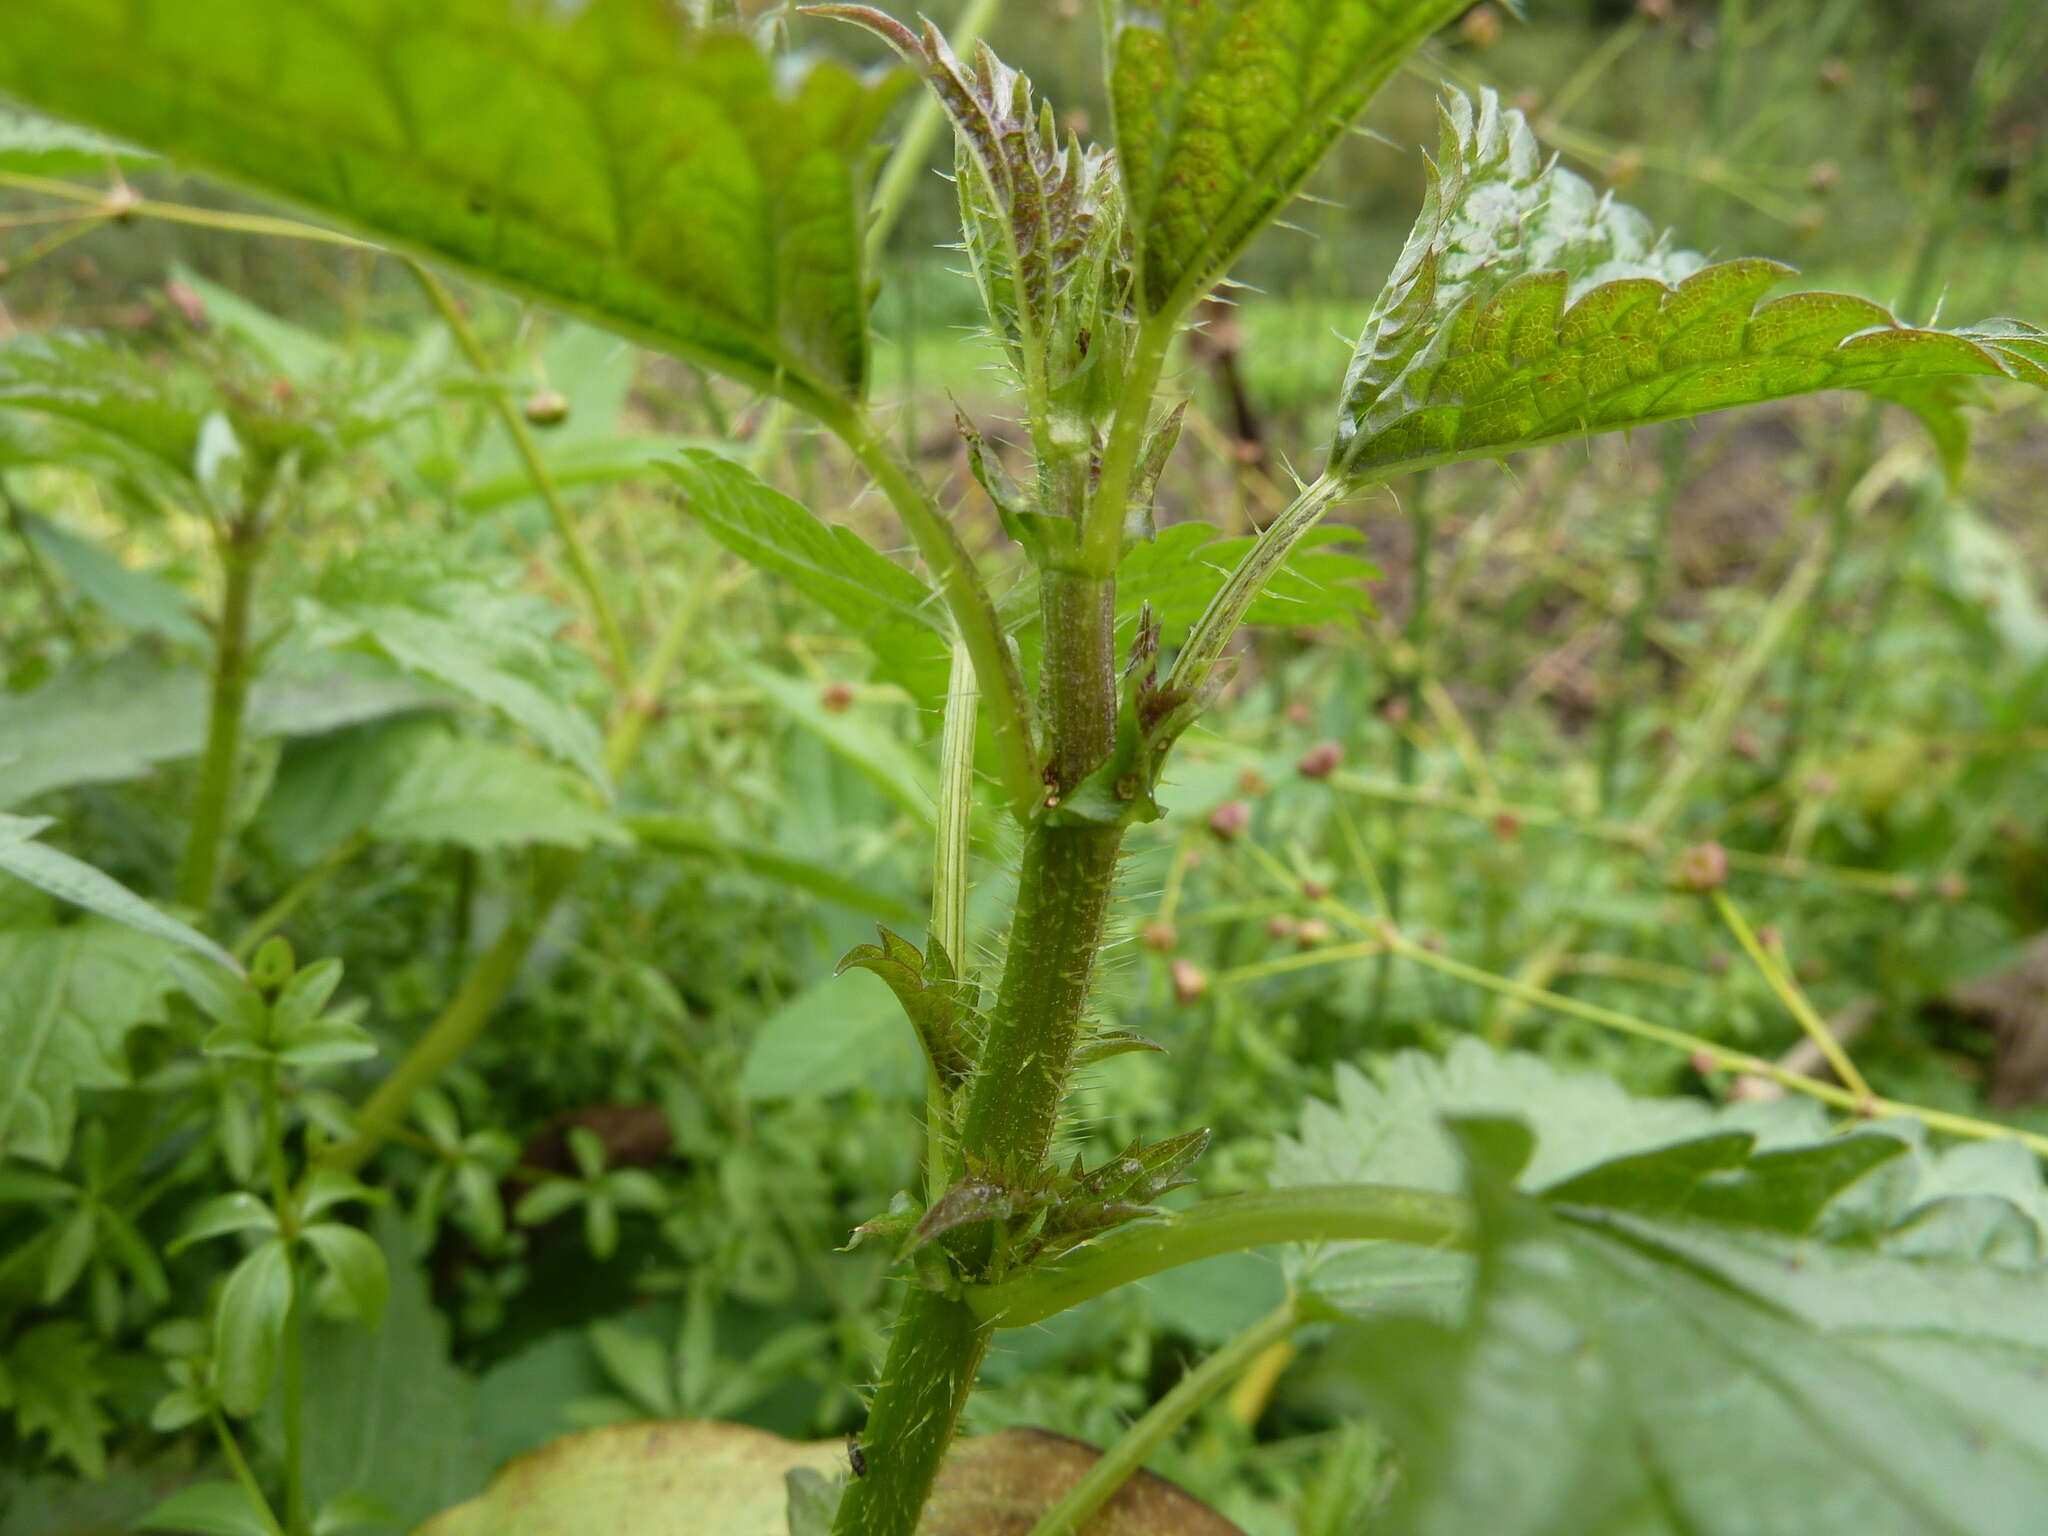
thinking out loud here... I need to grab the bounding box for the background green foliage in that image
[1,1,2045,1532]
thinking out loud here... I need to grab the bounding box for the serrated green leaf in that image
[1345,1115,2048,1536]
[365,730,627,852]
[1110,0,1470,319]
[738,971,923,1104]
[667,449,951,705]
[12,508,207,645]
[836,926,977,1088]
[1270,1037,1829,1318]
[0,921,178,1166]
[0,814,238,971]
[1333,91,2048,483]
[214,1238,294,1417]
[2,1321,111,1477]
[306,560,609,790]
[0,0,905,411]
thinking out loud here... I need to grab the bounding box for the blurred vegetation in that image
[1,2,2045,1532]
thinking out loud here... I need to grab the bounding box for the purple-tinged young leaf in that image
[815,7,1133,429]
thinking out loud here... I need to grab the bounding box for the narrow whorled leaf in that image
[0,1,906,411]
[818,9,1132,424]
[0,814,238,972]
[1333,91,2048,483]
[666,449,950,705]
[1110,0,1471,319]
[214,1238,295,1417]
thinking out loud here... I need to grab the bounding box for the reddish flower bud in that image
[1297,741,1344,780]
[1142,920,1177,954]
[1672,842,1729,893]
[819,681,855,714]
[1208,800,1250,841]
[1170,958,1208,1005]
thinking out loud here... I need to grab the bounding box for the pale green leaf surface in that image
[264,1213,492,1535]
[0,649,441,809]
[367,731,628,852]
[305,561,608,789]
[0,815,237,971]
[1111,0,1470,317]
[1117,523,1377,644]
[13,509,207,646]
[667,450,951,704]
[1343,1115,2048,1536]
[0,105,149,172]
[0,920,178,1166]
[737,971,922,1103]
[0,0,904,410]
[1333,92,2048,482]
[214,1238,294,1417]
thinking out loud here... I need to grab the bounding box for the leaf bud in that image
[250,936,296,992]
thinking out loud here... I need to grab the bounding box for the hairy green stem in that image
[832,1288,989,1536]
[175,517,262,915]
[1024,1296,1304,1536]
[969,1186,1471,1329]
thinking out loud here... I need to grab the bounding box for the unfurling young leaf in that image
[815,8,1135,444]
[1332,91,2048,485]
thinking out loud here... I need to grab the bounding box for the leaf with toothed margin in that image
[836,927,979,1089]
[1070,1028,1165,1068]
[0,0,905,413]
[1110,0,1474,320]
[1332,90,2048,486]
[816,6,1134,430]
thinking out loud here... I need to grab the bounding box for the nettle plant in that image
[6,2,2048,1534]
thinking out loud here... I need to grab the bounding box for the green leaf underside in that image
[1118,522,1377,642]
[0,105,149,173]
[1280,1044,2048,1535]
[1335,91,2048,482]
[366,730,629,852]
[0,649,441,810]
[0,921,178,1166]
[666,450,951,705]
[1111,0,1472,317]
[0,0,905,411]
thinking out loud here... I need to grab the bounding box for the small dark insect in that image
[847,1435,868,1479]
